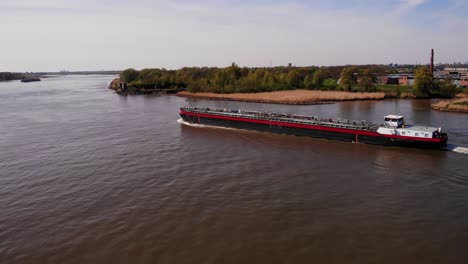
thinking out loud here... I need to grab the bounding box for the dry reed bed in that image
[109,78,120,89]
[177,90,386,105]
[432,96,468,113]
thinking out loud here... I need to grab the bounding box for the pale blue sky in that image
[0,0,467,72]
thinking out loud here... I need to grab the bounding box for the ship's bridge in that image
[384,115,404,128]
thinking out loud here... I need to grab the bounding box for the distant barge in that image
[179,107,448,149]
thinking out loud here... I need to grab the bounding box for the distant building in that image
[460,76,468,88]
[377,76,389,85]
[442,67,468,77]
[433,67,468,87]
[377,74,413,85]
[386,75,400,85]
[398,74,414,86]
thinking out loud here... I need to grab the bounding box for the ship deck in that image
[181,107,381,132]
[403,125,439,132]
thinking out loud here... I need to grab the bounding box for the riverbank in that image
[177,90,386,105]
[109,78,180,95]
[0,72,26,81]
[432,94,468,113]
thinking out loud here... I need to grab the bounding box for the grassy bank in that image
[177,90,386,105]
[375,85,415,98]
[432,94,468,113]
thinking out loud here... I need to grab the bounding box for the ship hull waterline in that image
[179,110,448,149]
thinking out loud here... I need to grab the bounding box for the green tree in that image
[413,66,433,97]
[313,68,329,88]
[187,78,201,92]
[357,69,376,92]
[323,78,338,90]
[339,67,357,91]
[226,62,241,83]
[115,64,419,95]
[212,70,226,93]
[287,69,301,88]
[304,75,315,89]
[265,73,279,91]
[120,68,139,83]
[438,77,458,98]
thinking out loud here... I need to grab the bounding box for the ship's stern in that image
[440,133,448,148]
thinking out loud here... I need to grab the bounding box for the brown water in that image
[1,75,468,264]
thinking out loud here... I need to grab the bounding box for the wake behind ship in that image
[179,106,448,149]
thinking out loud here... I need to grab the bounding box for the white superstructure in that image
[377,115,443,138]
[383,115,404,127]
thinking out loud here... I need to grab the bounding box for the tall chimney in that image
[430,49,434,74]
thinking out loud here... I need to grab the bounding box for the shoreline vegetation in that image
[1,72,44,82]
[113,64,397,95]
[109,63,463,104]
[177,90,386,104]
[0,72,26,81]
[432,94,468,113]
[1,71,119,83]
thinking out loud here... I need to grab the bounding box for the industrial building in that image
[379,50,467,88]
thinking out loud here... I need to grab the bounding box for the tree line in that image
[0,72,25,81]
[119,64,459,97]
[120,64,387,94]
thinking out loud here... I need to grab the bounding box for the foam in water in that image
[446,144,468,154]
[178,118,207,128]
[177,118,234,130]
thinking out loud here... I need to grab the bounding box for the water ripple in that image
[1,76,468,263]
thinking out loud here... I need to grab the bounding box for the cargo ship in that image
[179,106,448,149]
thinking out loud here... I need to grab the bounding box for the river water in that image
[1,75,468,263]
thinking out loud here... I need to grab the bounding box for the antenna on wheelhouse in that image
[186,97,193,107]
